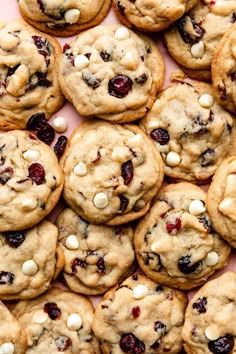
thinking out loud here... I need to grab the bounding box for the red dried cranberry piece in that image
[120,333,145,354]
[0,271,14,284]
[28,163,45,185]
[26,112,46,130]
[54,136,67,158]
[121,160,133,185]
[35,72,52,88]
[132,306,140,319]
[55,336,72,352]
[178,255,202,274]
[150,128,170,145]
[44,302,61,320]
[198,217,213,233]
[63,43,70,53]
[96,258,106,274]
[108,75,133,98]
[32,35,50,60]
[154,321,166,335]
[37,123,55,145]
[100,50,111,61]
[0,167,13,185]
[82,72,101,89]
[177,16,205,44]
[166,217,181,234]
[4,231,26,248]
[208,335,234,354]
[150,340,161,350]
[71,258,87,274]
[192,297,207,313]
[119,195,129,212]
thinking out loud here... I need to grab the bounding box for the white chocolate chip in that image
[111,146,131,162]
[67,313,82,330]
[166,151,181,166]
[33,310,48,324]
[147,120,159,130]
[52,116,68,133]
[133,284,149,299]
[127,134,143,147]
[74,55,89,70]
[64,9,80,24]
[205,324,221,341]
[219,198,234,213]
[190,41,205,58]
[21,199,38,211]
[93,192,109,209]
[120,51,137,70]
[22,260,38,276]
[198,94,214,108]
[65,235,79,250]
[114,27,130,40]
[205,252,219,266]
[189,200,206,215]
[0,343,15,354]
[23,149,40,162]
[73,162,87,176]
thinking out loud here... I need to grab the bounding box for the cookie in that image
[56,208,135,295]
[12,288,100,353]
[134,183,231,290]
[0,19,64,130]
[59,119,164,225]
[164,1,236,81]
[139,81,234,183]
[212,23,236,114]
[19,0,111,37]
[0,130,63,231]
[182,271,236,354]
[59,24,165,123]
[112,0,198,32]
[93,273,187,354]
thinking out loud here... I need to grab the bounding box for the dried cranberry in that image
[100,50,111,61]
[44,302,61,320]
[0,167,13,185]
[198,217,213,233]
[117,0,125,14]
[63,43,70,53]
[120,333,145,354]
[121,160,134,185]
[35,72,52,88]
[119,195,129,212]
[154,321,166,335]
[192,297,207,313]
[37,0,45,12]
[28,163,45,185]
[92,149,101,163]
[4,231,26,248]
[0,271,14,284]
[55,336,72,352]
[26,112,46,130]
[71,258,87,274]
[150,128,170,145]
[37,123,55,145]
[177,16,205,44]
[166,217,181,234]
[218,84,227,101]
[97,258,105,274]
[132,306,140,319]
[54,136,67,158]
[201,149,215,167]
[178,255,202,274]
[82,72,101,89]
[108,75,133,98]
[32,36,50,63]
[150,340,161,350]
[208,335,234,354]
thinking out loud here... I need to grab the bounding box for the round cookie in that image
[12,288,100,353]
[93,273,187,354]
[56,208,135,295]
[134,183,231,290]
[212,23,236,114]
[139,81,234,183]
[164,0,236,81]
[0,19,64,130]
[0,130,63,232]
[18,0,111,37]
[182,271,236,353]
[59,119,164,225]
[59,24,165,123]
[112,0,198,32]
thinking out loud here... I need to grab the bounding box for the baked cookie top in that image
[19,0,111,36]
[59,119,164,225]
[0,19,64,130]
[59,24,165,123]
[212,23,236,114]
[93,273,187,354]
[12,288,100,354]
[134,183,230,290]
[112,0,198,32]
[56,208,135,295]
[182,271,236,354]
[0,130,63,232]
[139,81,234,183]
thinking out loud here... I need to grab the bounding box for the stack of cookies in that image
[0,0,236,353]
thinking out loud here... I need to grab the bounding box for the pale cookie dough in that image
[212,23,236,114]
[59,119,164,225]
[59,24,165,123]
[0,130,63,232]
[207,156,236,248]
[19,0,111,37]
[12,288,100,354]
[93,273,187,354]
[182,272,236,354]
[56,208,135,295]
[0,19,64,130]
[112,0,198,32]
[134,183,230,290]
[139,81,234,183]
[164,0,236,81]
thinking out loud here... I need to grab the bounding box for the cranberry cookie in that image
[19,0,111,37]
[182,272,236,353]
[93,273,187,354]
[113,0,198,32]
[12,288,100,353]
[59,119,164,225]
[139,81,234,183]
[59,24,165,123]
[164,0,236,81]
[56,208,135,295]
[0,130,63,232]
[0,19,64,130]
[134,183,230,290]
